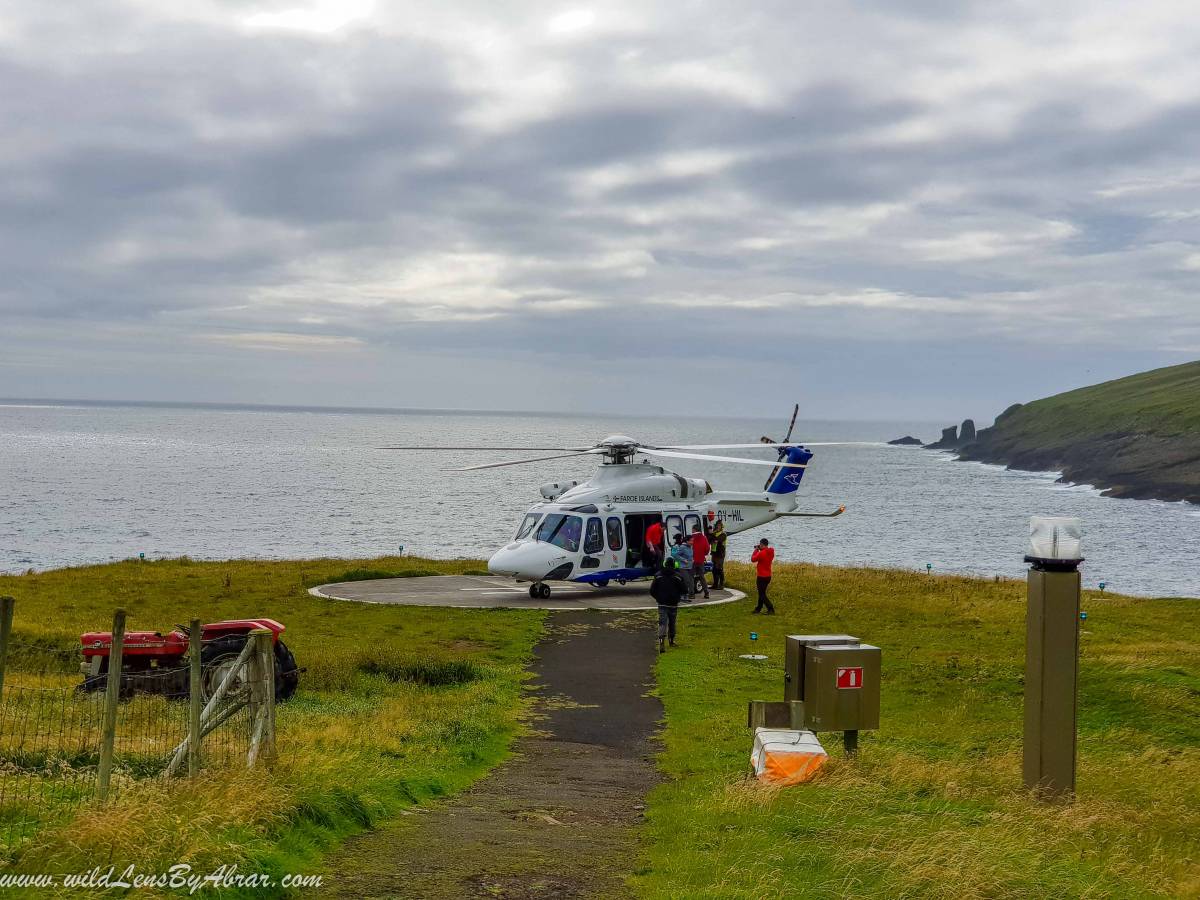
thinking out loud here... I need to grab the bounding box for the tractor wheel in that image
[199,636,299,703]
[274,640,299,701]
[77,658,108,694]
[200,637,249,703]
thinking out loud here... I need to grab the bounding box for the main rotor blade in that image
[656,441,880,450]
[639,448,807,468]
[654,442,797,450]
[381,446,592,451]
[456,451,601,471]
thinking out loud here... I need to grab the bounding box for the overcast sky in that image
[1,1,1198,422]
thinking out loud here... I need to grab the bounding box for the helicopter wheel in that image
[530,582,551,599]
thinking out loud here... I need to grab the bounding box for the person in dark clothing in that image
[751,538,775,614]
[689,524,710,599]
[709,520,727,590]
[650,558,688,652]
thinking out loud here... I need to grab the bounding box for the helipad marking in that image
[308,576,745,610]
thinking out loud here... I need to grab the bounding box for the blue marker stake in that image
[750,632,758,642]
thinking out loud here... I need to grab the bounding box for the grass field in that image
[0,557,544,889]
[639,562,1200,899]
[2,556,1196,897]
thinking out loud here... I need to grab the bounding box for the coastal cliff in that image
[958,361,1200,504]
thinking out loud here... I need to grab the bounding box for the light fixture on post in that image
[1023,516,1083,800]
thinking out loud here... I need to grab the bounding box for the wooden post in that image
[0,596,15,704]
[258,630,276,763]
[98,608,126,802]
[188,618,202,777]
[246,629,275,767]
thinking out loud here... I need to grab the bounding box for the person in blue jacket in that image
[670,533,695,601]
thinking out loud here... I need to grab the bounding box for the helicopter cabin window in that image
[606,517,622,551]
[515,513,541,541]
[536,513,582,552]
[684,513,702,537]
[584,517,604,555]
[666,514,684,545]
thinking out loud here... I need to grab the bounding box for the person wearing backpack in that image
[650,558,688,652]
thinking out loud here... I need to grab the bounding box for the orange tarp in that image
[751,728,828,785]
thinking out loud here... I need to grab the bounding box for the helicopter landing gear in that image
[529,582,551,600]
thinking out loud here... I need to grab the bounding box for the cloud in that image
[0,0,1198,416]
[199,331,364,351]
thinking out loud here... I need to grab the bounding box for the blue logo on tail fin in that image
[767,446,813,495]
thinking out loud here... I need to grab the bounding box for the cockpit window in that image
[536,514,582,552]
[515,513,541,540]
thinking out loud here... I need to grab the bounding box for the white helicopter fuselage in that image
[487,457,813,587]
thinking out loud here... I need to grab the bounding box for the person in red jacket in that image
[689,524,710,599]
[750,538,775,614]
[644,520,664,571]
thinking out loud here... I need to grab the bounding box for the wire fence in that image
[0,605,276,852]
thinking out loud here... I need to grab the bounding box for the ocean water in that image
[1,401,1196,598]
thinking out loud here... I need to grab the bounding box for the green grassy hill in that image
[960,360,1200,502]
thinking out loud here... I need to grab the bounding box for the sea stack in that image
[959,419,977,444]
[925,425,959,450]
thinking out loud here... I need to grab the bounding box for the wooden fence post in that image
[188,618,202,777]
[246,629,276,767]
[258,630,276,763]
[0,596,14,705]
[98,608,126,802]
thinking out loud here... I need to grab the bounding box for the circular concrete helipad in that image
[309,575,745,610]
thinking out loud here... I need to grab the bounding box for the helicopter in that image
[384,406,846,599]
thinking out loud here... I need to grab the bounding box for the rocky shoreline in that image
[917,406,1200,505]
[888,362,1200,504]
[956,427,1200,504]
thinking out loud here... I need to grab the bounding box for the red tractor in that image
[79,618,299,702]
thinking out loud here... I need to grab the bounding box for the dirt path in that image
[320,610,663,899]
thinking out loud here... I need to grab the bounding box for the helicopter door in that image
[606,516,623,568]
[581,517,604,569]
[623,513,662,568]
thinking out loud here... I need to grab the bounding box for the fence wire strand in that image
[0,634,274,850]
